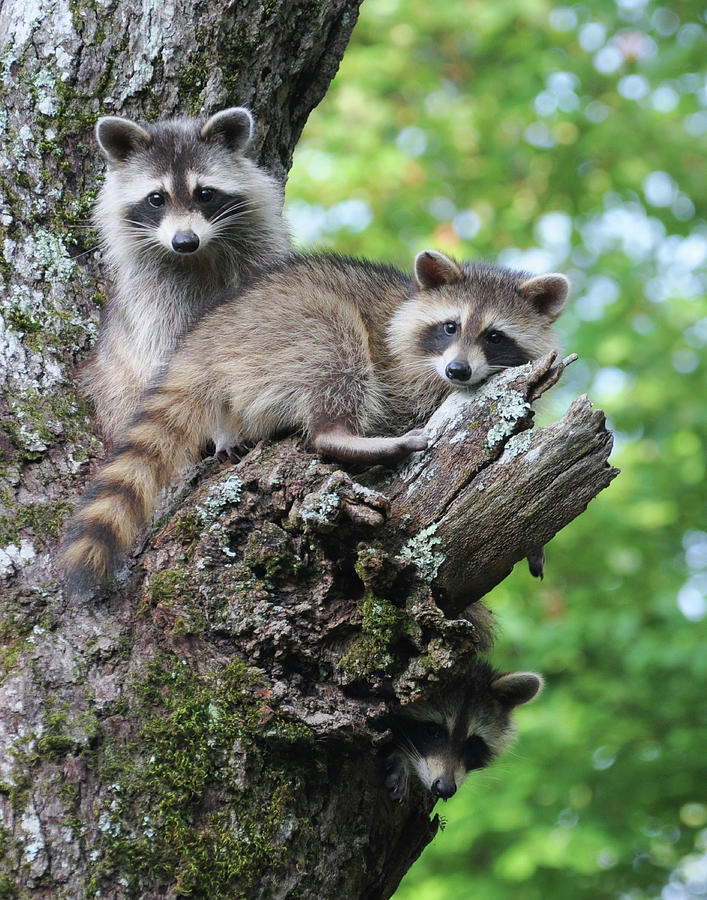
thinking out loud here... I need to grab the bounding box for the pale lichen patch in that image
[0,539,36,577]
[296,490,340,529]
[399,523,445,583]
[423,391,470,443]
[20,805,46,870]
[31,226,75,282]
[498,430,533,463]
[33,67,59,116]
[473,361,532,403]
[205,474,243,512]
[485,389,531,449]
[1,1,44,49]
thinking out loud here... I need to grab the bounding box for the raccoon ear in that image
[491,671,544,707]
[95,117,152,164]
[518,273,569,321]
[200,107,254,151]
[414,250,464,290]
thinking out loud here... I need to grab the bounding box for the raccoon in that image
[385,658,543,803]
[61,249,568,595]
[82,106,291,442]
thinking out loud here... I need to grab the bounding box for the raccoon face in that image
[386,666,543,803]
[96,108,260,258]
[395,718,493,800]
[122,179,250,256]
[388,250,569,388]
[416,316,537,387]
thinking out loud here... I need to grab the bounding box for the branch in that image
[385,354,618,612]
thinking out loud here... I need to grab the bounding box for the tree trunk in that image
[0,2,617,897]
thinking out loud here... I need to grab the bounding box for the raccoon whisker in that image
[209,230,249,253]
[130,241,175,266]
[210,199,260,226]
[70,245,101,261]
[209,214,261,242]
[123,235,169,258]
[215,198,260,217]
[124,233,152,243]
[397,733,424,761]
[122,220,153,235]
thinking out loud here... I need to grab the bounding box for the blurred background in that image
[283,0,706,897]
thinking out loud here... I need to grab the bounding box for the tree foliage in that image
[285,0,707,897]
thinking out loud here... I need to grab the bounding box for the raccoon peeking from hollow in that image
[61,249,569,596]
[81,106,291,442]
[386,658,543,803]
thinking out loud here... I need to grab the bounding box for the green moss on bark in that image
[339,544,415,680]
[89,653,315,898]
[0,499,71,549]
[339,593,414,680]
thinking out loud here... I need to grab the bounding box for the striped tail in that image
[61,384,209,597]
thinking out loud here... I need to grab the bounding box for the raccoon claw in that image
[385,774,406,804]
[216,447,241,463]
[527,546,545,579]
[385,757,408,803]
[402,428,429,452]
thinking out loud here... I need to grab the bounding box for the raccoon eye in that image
[463,734,491,771]
[146,192,166,208]
[486,330,504,344]
[424,723,444,739]
[196,187,215,203]
[443,322,457,335]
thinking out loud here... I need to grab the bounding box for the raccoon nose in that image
[445,360,472,383]
[172,231,200,253]
[431,777,457,800]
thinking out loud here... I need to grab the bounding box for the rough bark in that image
[0,1,619,898]
[385,352,617,612]
[0,0,362,596]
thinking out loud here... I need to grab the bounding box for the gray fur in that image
[83,107,291,442]
[386,658,543,804]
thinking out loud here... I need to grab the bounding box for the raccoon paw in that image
[385,756,409,804]
[401,428,429,453]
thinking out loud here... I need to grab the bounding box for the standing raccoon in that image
[82,106,291,441]
[61,249,568,595]
[385,658,543,803]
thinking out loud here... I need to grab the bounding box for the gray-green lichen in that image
[287,485,342,534]
[484,390,531,449]
[0,538,36,578]
[205,474,244,512]
[399,523,445,583]
[297,490,340,527]
[498,430,533,462]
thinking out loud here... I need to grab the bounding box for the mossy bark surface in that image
[0,2,618,898]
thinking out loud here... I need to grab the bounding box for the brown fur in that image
[61,250,568,595]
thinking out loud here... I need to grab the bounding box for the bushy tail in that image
[61,383,210,596]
